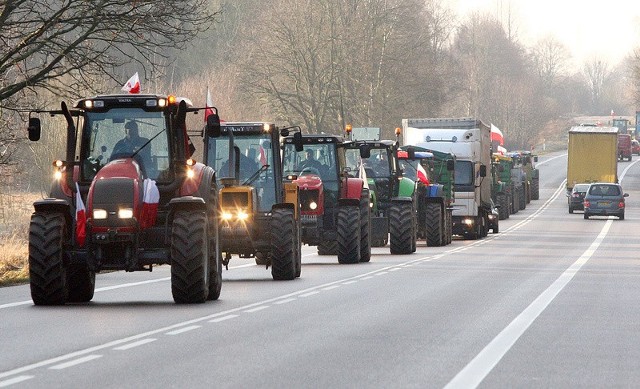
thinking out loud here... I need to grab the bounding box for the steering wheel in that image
[299,167,321,176]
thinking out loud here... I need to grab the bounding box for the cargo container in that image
[567,126,618,191]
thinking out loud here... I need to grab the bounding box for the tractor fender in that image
[180,162,209,197]
[391,196,413,204]
[337,198,360,207]
[340,176,364,201]
[193,165,217,202]
[167,196,207,222]
[33,198,73,228]
[397,177,416,197]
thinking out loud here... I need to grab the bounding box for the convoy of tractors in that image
[25,91,545,305]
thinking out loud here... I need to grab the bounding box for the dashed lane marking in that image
[113,338,157,351]
[48,355,102,370]
[165,325,201,335]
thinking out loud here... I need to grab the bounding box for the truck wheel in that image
[584,213,589,220]
[29,212,68,305]
[389,202,414,254]
[67,264,95,303]
[271,208,297,280]
[317,240,338,255]
[531,178,540,200]
[359,195,372,262]
[171,209,209,303]
[336,205,361,264]
[568,206,573,214]
[425,202,443,246]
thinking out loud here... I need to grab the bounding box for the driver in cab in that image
[301,149,323,172]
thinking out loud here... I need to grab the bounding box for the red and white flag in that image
[75,183,86,247]
[490,124,504,146]
[140,179,160,229]
[121,72,141,94]
[417,163,430,185]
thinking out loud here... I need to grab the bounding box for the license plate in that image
[598,201,611,206]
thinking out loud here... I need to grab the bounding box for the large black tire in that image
[271,208,297,280]
[317,240,338,255]
[67,264,95,303]
[29,212,68,305]
[497,193,509,220]
[425,202,443,247]
[171,209,209,304]
[294,218,302,277]
[336,205,360,264]
[519,186,526,210]
[531,178,540,200]
[389,202,414,254]
[359,194,372,263]
[206,185,222,300]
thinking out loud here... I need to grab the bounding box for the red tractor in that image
[27,94,222,304]
[282,133,371,264]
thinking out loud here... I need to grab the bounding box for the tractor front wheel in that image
[336,205,361,264]
[171,209,209,304]
[389,202,414,254]
[271,208,297,280]
[29,212,68,305]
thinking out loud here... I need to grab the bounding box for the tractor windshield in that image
[82,108,170,181]
[206,134,275,211]
[282,143,338,183]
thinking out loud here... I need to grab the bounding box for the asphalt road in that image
[2,150,640,388]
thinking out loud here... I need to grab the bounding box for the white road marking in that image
[445,219,613,389]
[48,355,102,370]
[208,314,239,323]
[274,298,296,305]
[299,291,320,297]
[322,285,341,291]
[342,280,358,285]
[244,305,270,313]
[375,271,388,276]
[0,375,33,387]
[113,338,157,351]
[165,325,201,335]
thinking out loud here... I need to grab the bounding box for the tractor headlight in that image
[309,201,318,210]
[118,208,134,219]
[237,210,249,221]
[93,209,108,220]
[186,167,195,179]
[221,211,233,221]
[462,218,474,226]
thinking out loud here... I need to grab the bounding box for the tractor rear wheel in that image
[359,194,372,262]
[389,202,414,254]
[425,202,443,247]
[171,209,209,304]
[271,208,297,280]
[29,212,68,305]
[531,178,540,200]
[336,205,360,264]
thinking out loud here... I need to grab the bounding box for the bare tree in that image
[530,36,570,90]
[583,57,611,112]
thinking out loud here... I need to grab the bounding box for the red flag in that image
[75,183,86,247]
[417,163,430,185]
[121,72,140,94]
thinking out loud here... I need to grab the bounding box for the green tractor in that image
[491,153,514,220]
[344,127,417,254]
[398,146,455,246]
[516,151,540,201]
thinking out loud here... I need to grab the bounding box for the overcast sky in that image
[451,0,640,68]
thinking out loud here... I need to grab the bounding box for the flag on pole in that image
[417,163,430,185]
[204,87,215,122]
[75,183,86,247]
[490,124,504,146]
[140,179,160,229]
[121,72,140,94]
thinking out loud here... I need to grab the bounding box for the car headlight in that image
[93,209,108,220]
[118,208,134,219]
[309,201,318,210]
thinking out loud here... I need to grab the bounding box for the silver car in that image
[583,183,628,220]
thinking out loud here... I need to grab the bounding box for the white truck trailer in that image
[401,118,492,239]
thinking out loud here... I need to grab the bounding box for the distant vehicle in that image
[632,139,640,155]
[583,183,628,220]
[566,125,618,194]
[567,183,590,213]
[617,133,632,161]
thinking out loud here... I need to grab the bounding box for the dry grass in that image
[0,191,42,286]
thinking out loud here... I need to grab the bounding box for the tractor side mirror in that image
[359,145,371,159]
[206,114,221,138]
[28,117,41,141]
[293,132,304,152]
[479,164,487,177]
[446,159,455,171]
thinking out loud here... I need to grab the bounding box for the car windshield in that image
[83,108,169,181]
[589,184,620,196]
[574,184,590,193]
